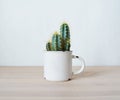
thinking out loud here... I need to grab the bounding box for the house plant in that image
[44,22,85,81]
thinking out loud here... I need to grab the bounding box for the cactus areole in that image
[46,23,71,51]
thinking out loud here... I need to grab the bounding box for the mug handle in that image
[72,55,85,75]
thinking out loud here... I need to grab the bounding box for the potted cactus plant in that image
[44,23,85,81]
[46,23,70,51]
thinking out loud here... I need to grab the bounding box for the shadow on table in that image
[72,66,115,80]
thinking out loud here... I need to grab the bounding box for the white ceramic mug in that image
[44,51,85,81]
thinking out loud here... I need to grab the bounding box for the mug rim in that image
[44,50,72,52]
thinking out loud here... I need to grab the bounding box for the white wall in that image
[0,0,120,66]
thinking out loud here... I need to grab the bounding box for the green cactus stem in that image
[57,34,63,50]
[60,23,70,51]
[60,23,70,40]
[52,32,63,51]
[46,41,52,51]
[66,40,70,51]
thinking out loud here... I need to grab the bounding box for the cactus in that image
[57,34,63,50]
[46,41,52,51]
[52,32,63,51]
[46,22,71,51]
[60,23,70,51]
[66,40,70,51]
[60,23,70,41]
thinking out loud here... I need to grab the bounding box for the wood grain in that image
[0,66,120,100]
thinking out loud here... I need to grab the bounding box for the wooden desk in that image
[0,66,120,100]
